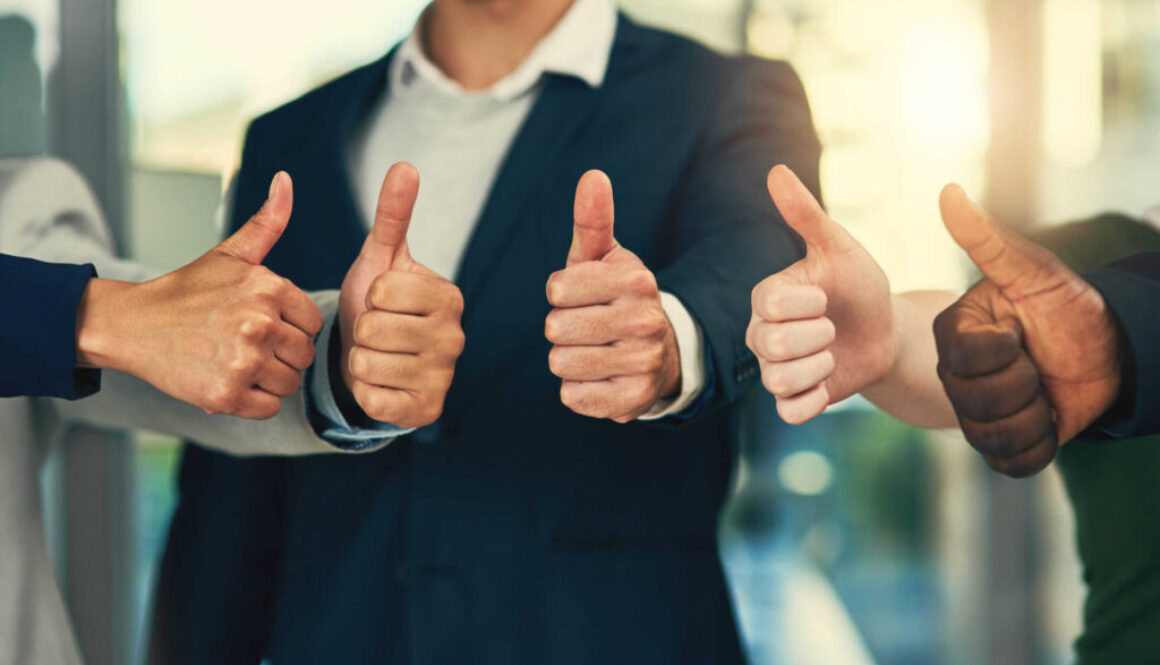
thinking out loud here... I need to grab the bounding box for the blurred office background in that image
[1,0,1158,664]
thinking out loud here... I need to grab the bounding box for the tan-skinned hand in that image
[76,171,323,419]
[545,170,681,423]
[338,163,466,428]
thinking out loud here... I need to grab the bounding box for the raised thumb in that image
[568,170,617,265]
[218,171,292,265]
[364,162,419,269]
[767,165,848,254]
[939,184,1052,291]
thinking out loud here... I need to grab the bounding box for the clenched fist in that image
[339,163,465,428]
[76,172,323,419]
[545,170,680,423]
[934,185,1122,477]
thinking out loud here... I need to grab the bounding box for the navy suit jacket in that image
[151,17,820,665]
[1086,252,1160,438]
[0,254,99,399]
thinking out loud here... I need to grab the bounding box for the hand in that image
[933,185,1121,477]
[75,171,323,419]
[339,162,465,428]
[545,170,680,423]
[746,165,894,424]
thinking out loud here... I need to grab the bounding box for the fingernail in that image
[269,173,282,200]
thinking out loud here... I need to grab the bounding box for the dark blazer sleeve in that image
[1084,252,1160,438]
[654,58,821,412]
[0,253,100,399]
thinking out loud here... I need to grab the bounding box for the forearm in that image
[861,290,959,428]
[51,369,348,457]
[57,290,393,457]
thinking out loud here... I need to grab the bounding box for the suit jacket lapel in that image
[320,50,397,250]
[454,73,604,318]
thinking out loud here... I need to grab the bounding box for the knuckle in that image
[627,269,658,296]
[239,314,275,341]
[226,349,261,376]
[547,348,568,377]
[559,383,577,409]
[821,317,837,341]
[438,365,456,389]
[762,368,790,396]
[750,280,772,316]
[640,345,664,373]
[436,327,466,357]
[932,308,953,339]
[560,383,587,412]
[986,455,1032,478]
[368,274,396,308]
[545,272,566,305]
[246,265,275,286]
[422,400,444,425]
[358,390,385,421]
[970,425,1013,454]
[763,290,787,319]
[763,329,789,358]
[272,275,295,299]
[349,348,372,379]
[449,329,467,356]
[631,382,654,408]
[631,309,666,338]
[544,312,563,342]
[444,286,465,314]
[958,390,994,421]
[777,400,806,425]
[204,381,240,414]
[745,321,761,355]
[354,315,377,346]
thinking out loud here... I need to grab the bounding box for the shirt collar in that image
[390,0,617,102]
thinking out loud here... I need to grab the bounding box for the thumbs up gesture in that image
[746,165,895,424]
[933,186,1121,476]
[338,163,465,428]
[76,171,324,419]
[545,170,680,423]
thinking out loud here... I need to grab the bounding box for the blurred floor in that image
[723,535,877,665]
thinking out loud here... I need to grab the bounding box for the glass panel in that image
[0,0,56,157]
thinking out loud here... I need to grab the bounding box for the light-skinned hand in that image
[746,165,895,424]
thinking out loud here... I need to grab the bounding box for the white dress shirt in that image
[314,0,706,437]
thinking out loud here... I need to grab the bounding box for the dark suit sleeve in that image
[654,58,821,413]
[0,253,100,399]
[1084,252,1160,438]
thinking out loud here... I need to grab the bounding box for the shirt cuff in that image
[306,313,414,450]
[638,291,708,421]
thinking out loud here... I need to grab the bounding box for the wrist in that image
[659,323,682,400]
[75,278,135,371]
[863,293,906,394]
